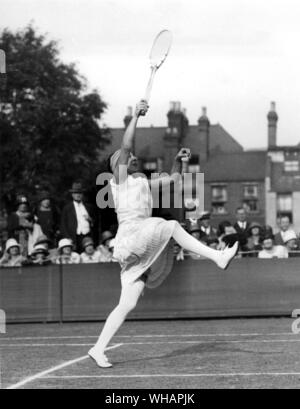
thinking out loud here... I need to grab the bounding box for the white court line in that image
[2,339,300,348]
[1,332,296,341]
[42,372,300,379]
[6,343,123,390]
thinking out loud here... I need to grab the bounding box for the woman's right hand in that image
[135,100,149,117]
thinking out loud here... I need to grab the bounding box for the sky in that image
[2,0,300,149]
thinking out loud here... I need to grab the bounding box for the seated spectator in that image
[0,238,27,267]
[34,191,60,245]
[34,234,57,262]
[218,221,239,250]
[283,231,300,257]
[97,231,116,262]
[203,236,220,250]
[274,215,297,246]
[56,238,80,264]
[258,233,288,259]
[245,222,263,256]
[30,244,52,266]
[80,237,103,263]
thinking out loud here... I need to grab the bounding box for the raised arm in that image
[113,100,148,184]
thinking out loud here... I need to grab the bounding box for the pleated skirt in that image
[113,217,177,288]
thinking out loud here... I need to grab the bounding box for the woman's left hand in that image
[175,148,191,162]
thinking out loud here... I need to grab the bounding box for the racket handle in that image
[140,66,157,116]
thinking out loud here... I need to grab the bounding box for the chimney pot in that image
[202,107,207,116]
[127,106,133,116]
[270,101,276,112]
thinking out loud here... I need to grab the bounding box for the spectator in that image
[7,196,43,256]
[0,238,27,267]
[274,215,297,246]
[199,211,218,240]
[283,231,300,257]
[258,233,288,259]
[97,231,116,262]
[245,222,263,255]
[80,237,103,263]
[30,244,52,266]
[34,191,60,245]
[233,207,250,251]
[218,221,239,250]
[56,238,80,264]
[60,181,98,253]
[34,234,57,262]
[202,236,220,250]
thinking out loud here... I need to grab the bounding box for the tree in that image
[0,25,110,209]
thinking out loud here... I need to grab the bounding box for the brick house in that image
[100,101,299,231]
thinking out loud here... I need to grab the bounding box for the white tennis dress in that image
[110,174,177,288]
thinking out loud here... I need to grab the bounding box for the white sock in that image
[93,280,145,354]
[172,222,221,264]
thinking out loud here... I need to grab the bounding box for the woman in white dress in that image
[89,100,238,368]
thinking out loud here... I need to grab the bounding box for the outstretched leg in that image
[172,222,238,269]
[89,278,145,367]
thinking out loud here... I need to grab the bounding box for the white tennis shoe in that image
[88,347,113,368]
[217,241,239,270]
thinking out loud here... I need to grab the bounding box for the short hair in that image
[106,153,114,174]
[236,206,245,213]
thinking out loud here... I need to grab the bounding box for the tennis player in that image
[89,100,238,367]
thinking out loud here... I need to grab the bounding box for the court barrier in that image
[1,258,300,323]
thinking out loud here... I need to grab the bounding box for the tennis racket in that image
[141,30,172,114]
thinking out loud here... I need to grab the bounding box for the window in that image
[243,184,258,198]
[243,184,259,213]
[284,161,299,172]
[277,193,293,221]
[211,185,228,215]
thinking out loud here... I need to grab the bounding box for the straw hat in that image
[32,244,49,256]
[69,182,85,193]
[283,231,298,244]
[5,238,21,253]
[82,237,94,249]
[58,238,73,250]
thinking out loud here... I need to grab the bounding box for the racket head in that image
[0,49,6,74]
[149,30,172,69]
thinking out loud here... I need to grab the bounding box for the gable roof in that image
[99,123,243,160]
[201,151,267,182]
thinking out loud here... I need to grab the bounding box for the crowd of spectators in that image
[0,181,117,267]
[1,183,300,268]
[176,207,300,261]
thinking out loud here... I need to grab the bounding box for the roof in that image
[201,151,267,182]
[99,123,243,160]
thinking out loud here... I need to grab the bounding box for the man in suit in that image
[60,182,98,253]
[199,211,218,240]
[274,215,297,246]
[233,207,250,251]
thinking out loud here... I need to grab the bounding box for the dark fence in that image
[1,258,300,323]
